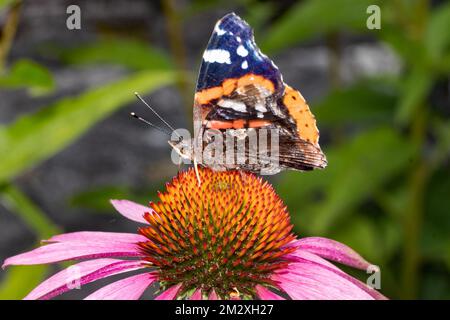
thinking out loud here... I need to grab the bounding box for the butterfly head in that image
[168,136,194,161]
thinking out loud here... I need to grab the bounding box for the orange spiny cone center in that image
[138,168,296,299]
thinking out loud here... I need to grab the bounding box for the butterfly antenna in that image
[130,112,172,136]
[134,92,180,138]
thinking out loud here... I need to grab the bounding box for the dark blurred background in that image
[0,0,449,299]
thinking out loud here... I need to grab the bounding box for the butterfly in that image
[135,13,327,182]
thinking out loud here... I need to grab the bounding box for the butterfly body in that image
[171,13,327,174]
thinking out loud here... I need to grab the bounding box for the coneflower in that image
[2,168,385,300]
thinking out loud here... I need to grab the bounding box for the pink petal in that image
[155,283,182,300]
[286,248,341,271]
[273,260,376,300]
[3,242,142,268]
[25,259,145,300]
[110,199,151,224]
[208,289,218,300]
[45,231,147,244]
[84,272,156,300]
[285,249,386,300]
[190,288,202,300]
[294,237,371,270]
[255,285,285,300]
[323,266,387,300]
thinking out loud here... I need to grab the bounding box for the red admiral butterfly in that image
[135,13,327,182]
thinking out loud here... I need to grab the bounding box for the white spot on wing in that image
[214,23,226,36]
[255,103,267,113]
[241,60,248,69]
[203,49,231,64]
[218,99,247,113]
[237,45,249,57]
[236,36,242,43]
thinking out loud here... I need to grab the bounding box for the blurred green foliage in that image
[55,39,173,71]
[269,0,450,300]
[262,0,382,53]
[69,184,163,212]
[0,59,54,95]
[0,0,449,300]
[0,265,48,299]
[0,70,174,183]
[0,0,15,10]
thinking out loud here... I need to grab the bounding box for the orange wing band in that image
[206,119,271,130]
[195,74,275,105]
[282,85,320,146]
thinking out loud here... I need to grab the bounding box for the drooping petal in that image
[155,283,182,300]
[293,237,372,270]
[208,289,218,300]
[25,259,145,300]
[285,249,386,300]
[110,199,151,224]
[84,272,156,300]
[255,285,285,300]
[3,242,142,268]
[319,264,387,300]
[45,231,147,244]
[286,248,341,271]
[273,261,375,300]
[190,288,202,300]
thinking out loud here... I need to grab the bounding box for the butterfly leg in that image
[193,157,201,185]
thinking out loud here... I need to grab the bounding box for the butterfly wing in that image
[193,13,327,171]
[196,13,284,94]
[193,13,284,128]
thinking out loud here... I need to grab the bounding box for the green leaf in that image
[314,80,398,126]
[396,67,433,124]
[0,184,60,238]
[0,265,48,299]
[0,59,54,95]
[0,70,175,183]
[262,0,381,53]
[56,39,172,71]
[425,2,450,62]
[380,27,426,67]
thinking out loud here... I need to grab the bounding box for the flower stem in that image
[401,106,430,299]
[326,32,342,89]
[161,0,193,125]
[399,0,431,299]
[0,0,22,72]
